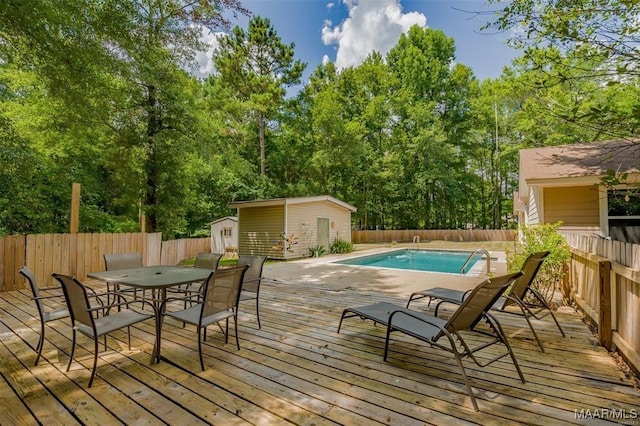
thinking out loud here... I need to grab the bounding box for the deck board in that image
[0,276,638,425]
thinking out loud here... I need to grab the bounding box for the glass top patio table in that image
[87,265,212,289]
[88,265,213,363]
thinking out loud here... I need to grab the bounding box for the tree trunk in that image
[144,84,161,232]
[259,112,266,175]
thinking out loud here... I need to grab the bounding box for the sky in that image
[195,0,521,90]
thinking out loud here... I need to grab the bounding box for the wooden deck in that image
[1,276,638,425]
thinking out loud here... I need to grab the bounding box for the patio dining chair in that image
[237,255,267,328]
[19,266,70,366]
[160,265,248,370]
[406,251,564,352]
[19,266,104,366]
[103,252,144,304]
[52,273,154,387]
[337,271,525,411]
[167,252,222,311]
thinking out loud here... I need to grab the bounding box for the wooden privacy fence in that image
[0,233,210,292]
[351,229,516,243]
[159,237,212,265]
[562,233,640,374]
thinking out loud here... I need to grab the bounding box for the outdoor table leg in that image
[152,288,167,364]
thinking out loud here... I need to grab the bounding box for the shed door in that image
[317,218,330,250]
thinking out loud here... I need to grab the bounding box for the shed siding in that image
[287,201,352,258]
[544,186,599,227]
[211,218,237,253]
[237,206,286,259]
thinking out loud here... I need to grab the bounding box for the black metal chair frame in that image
[337,272,525,411]
[52,273,154,387]
[20,266,105,366]
[238,255,267,329]
[160,265,248,370]
[406,251,565,352]
[103,252,144,305]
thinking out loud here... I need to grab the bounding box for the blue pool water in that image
[335,249,483,274]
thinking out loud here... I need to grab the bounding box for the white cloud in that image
[322,54,331,66]
[192,27,225,78]
[322,0,426,70]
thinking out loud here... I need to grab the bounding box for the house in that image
[228,195,357,260]
[210,216,238,255]
[516,139,640,243]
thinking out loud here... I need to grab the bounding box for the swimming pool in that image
[334,249,484,274]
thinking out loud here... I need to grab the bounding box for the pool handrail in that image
[460,248,490,275]
[409,236,420,251]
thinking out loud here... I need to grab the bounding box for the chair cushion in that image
[417,287,465,301]
[166,304,235,327]
[43,308,69,322]
[345,302,446,341]
[239,291,257,301]
[77,309,152,338]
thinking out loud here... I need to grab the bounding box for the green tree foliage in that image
[491,0,640,80]
[2,2,637,237]
[0,0,249,237]
[215,16,306,176]
[386,27,478,229]
[489,0,640,139]
[507,223,571,302]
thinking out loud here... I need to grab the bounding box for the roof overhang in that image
[229,195,357,212]
[519,140,640,201]
[211,216,237,225]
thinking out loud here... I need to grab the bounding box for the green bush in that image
[308,245,326,258]
[330,238,354,254]
[507,222,571,303]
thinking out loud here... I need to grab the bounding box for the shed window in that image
[222,227,233,237]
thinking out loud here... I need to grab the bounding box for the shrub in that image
[330,238,353,254]
[309,245,326,258]
[507,222,571,303]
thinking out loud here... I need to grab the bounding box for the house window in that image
[607,188,640,243]
[222,227,233,238]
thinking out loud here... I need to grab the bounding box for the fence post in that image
[561,260,572,304]
[598,260,612,351]
[70,183,81,233]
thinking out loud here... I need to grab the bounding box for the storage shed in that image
[229,196,357,260]
[210,216,238,255]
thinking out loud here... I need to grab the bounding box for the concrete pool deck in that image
[263,243,509,297]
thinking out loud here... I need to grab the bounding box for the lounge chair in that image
[337,272,525,411]
[406,251,564,352]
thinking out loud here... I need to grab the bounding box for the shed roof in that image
[211,216,237,225]
[229,195,357,212]
[519,139,640,196]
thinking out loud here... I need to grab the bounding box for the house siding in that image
[237,206,286,259]
[544,186,600,228]
[527,187,541,225]
[287,201,352,258]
